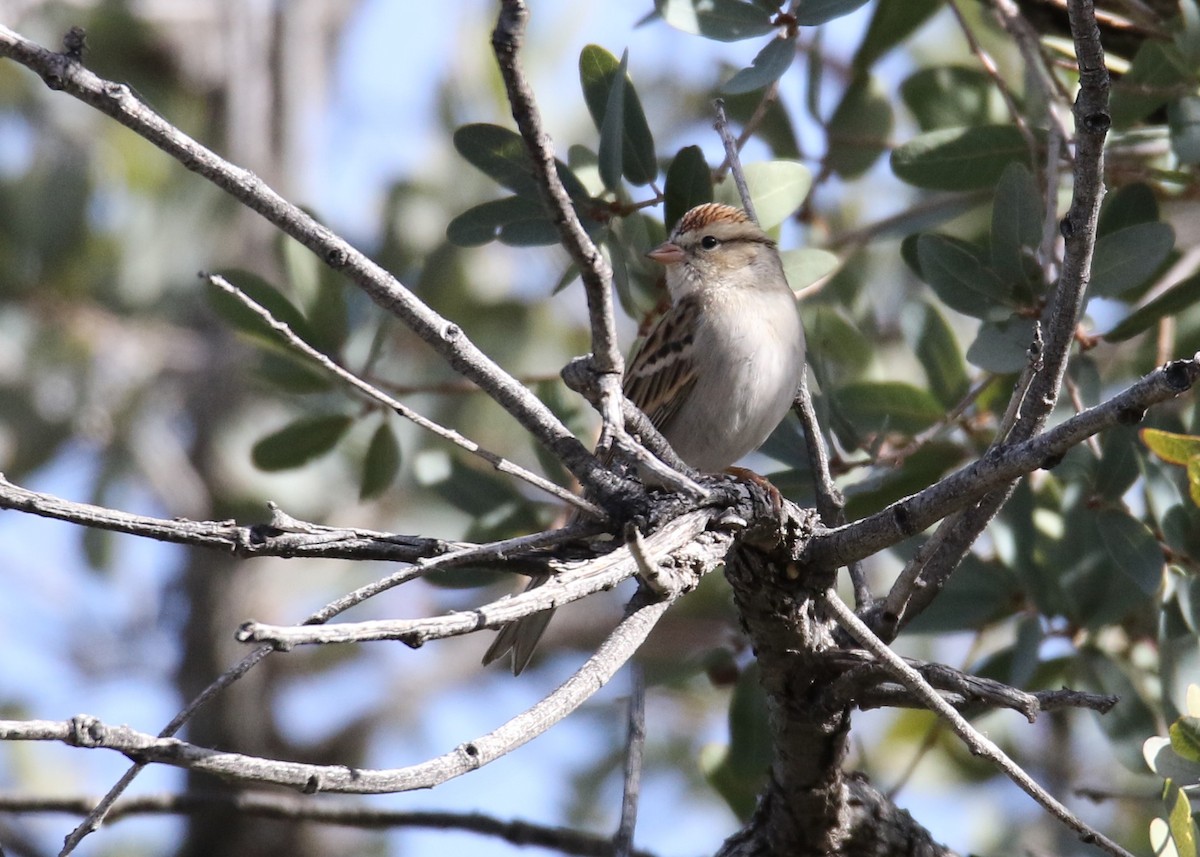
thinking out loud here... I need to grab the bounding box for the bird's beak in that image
[646,241,685,265]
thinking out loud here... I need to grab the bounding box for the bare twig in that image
[0,24,612,503]
[208,273,605,519]
[713,99,756,222]
[821,590,1137,857]
[613,666,646,857]
[492,0,626,444]
[238,510,715,648]
[0,793,658,857]
[2,594,674,795]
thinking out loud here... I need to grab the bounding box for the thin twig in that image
[238,510,715,648]
[0,793,659,857]
[2,595,674,795]
[821,590,1137,857]
[208,273,604,519]
[57,524,591,853]
[492,0,626,444]
[713,99,756,222]
[613,666,646,857]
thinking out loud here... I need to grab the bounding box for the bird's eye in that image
[700,235,719,250]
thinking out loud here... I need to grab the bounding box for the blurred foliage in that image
[5,0,1200,854]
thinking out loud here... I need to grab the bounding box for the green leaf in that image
[653,0,775,41]
[844,440,966,518]
[915,234,1013,319]
[1089,222,1175,299]
[579,46,657,187]
[1168,785,1199,857]
[256,352,333,394]
[903,554,1020,633]
[1098,182,1160,237]
[499,217,564,247]
[452,123,591,201]
[1094,426,1141,502]
[793,0,870,26]
[803,305,872,385]
[891,125,1032,190]
[853,0,942,69]
[1170,95,1200,164]
[904,302,969,407]
[966,317,1036,373]
[990,162,1043,290]
[713,160,812,230]
[701,664,771,820]
[360,421,401,500]
[1108,273,1200,340]
[207,269,319,348]
[1171,716,1200,764]
[252,414,353,472]
[1095,509,1164,598]
[780,247,839,291]
[830,381,944,435]
[1188,457,1200,508]
[446,196,547,247]
[1110,40,1196,129]
[1143,428,1200,466]
[722,35,796,94]
[825,72,893,179]
[900,65,996,131]
[664,145,714,232]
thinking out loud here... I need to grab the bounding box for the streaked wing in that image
[623,295,700,431]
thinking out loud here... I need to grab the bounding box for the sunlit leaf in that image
[1142,426,1200,468]
[892,125,1032,190]
[1171,716,1200,763]
[721,35,795,94]
[714,160,811,229]
[780,247,839,291]
[252,414,353,471]
[793,0,870,26]
[654,0,775,41]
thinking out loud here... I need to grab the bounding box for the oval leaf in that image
[721,35,796,95]
[446,196,546,247]
[794,0,871,26]
[966,317,1036,373]
[780,247,839,291]
[903,302,969,407]
[664,145,714,232]
[452,123,591,202]
[830,381,944,435]
[654,0,774,42]
[360,421,401,500]
[579,45,657,186]
[990,162,1043,289]
[1142,428,1200,466]
[598,50,630,191]
[207,269,318,348]
[825,72,893,178]
[252,414,353,472]
[1088,221,1175,299]
[714,160,812,230]
[853,0,942,69]
[915,233,1013,319]
[900,65,995,131]
[892,125,1032,190]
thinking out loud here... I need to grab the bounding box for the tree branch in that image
[805,355,1200,570]
[821,589,1136,857]
[492,0,626,448]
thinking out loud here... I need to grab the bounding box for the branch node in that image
[68,715,104,748]
[62,26,86,61]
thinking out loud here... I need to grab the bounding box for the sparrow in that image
[484,202,806,673]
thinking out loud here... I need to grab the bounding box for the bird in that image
[483,202,806,674]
